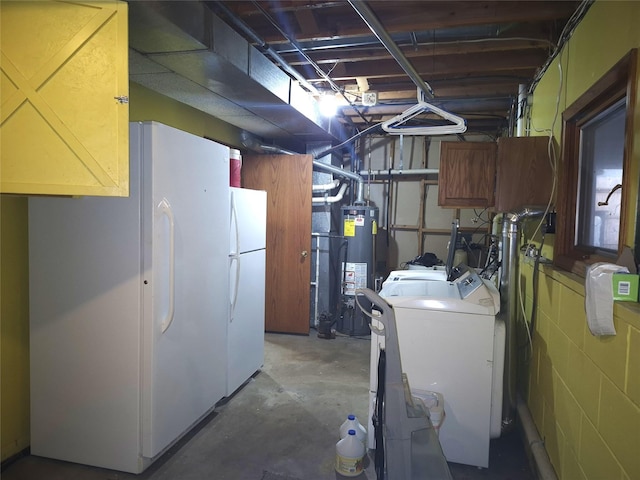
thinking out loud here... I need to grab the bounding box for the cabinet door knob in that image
[301,250,308,258]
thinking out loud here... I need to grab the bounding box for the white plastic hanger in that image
[381,89,467,135]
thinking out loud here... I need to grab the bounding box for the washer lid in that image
[379,276,500,315]
[380,278,458,299]
[383,268,448,283]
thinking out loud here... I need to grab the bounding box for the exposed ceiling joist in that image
[131,0,589,141]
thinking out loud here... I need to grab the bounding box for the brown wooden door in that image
[242,154,312,334]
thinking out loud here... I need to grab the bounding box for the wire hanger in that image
[381,88,467,136]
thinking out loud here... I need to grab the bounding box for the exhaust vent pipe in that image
[500,207,545,431]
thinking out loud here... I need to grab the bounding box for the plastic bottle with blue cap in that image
[335,429,365,476]
[339,414,367,444]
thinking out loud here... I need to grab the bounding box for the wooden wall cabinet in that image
[0,1,129,196]
[438,142,496,208]
[494,136,553,212]
[438,137,553,212]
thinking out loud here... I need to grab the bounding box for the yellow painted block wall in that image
[0,196,30,462]
[129,82,244,148]
[526,3,640,478]
[522,265,640,480]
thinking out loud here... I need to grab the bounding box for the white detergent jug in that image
[339,414,367,444]
[335,429,365,477]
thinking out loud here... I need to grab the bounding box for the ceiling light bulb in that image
[319,94,337,117]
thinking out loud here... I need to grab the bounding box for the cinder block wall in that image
[522,265,640,479]
[526,3,640,478]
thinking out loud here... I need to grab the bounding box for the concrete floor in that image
[2,332,534,480]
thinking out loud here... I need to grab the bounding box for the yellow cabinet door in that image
[1,1,129,196]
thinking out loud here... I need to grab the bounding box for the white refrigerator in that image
[227,187,267,395]
[28,122,230,473]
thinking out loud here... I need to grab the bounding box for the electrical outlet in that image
[362,91,378,106]
[545,211,556,233]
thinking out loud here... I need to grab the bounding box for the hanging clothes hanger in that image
[381,88,467,136]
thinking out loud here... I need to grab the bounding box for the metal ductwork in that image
[128,1,349,152]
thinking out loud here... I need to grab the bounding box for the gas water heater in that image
[339,205,378,335]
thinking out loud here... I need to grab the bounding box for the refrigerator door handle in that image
[229,191,241,321]
[158,198,176,333]
[230,254,240,321]
[230,191,240,256]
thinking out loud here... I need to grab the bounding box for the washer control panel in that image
[455,269,484,298]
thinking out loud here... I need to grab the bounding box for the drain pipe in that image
[312,182,348,205]
[517,396,558,480]
[500,207,545,432]
[313,179,341,192]
[312,179,348,204]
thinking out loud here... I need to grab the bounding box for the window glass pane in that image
[577,99,626,252]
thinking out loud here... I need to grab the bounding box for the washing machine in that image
[368,268,505,469]
[383,266,448,283]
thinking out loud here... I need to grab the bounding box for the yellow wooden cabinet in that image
[1,1,129,196]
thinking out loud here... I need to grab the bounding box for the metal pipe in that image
[516,83,527,137]
[506,207,546,225]
[311,234,321,328]
[359,168,439,177]
[500,207,545,432]
[313,161,365,205]
[348,0,434,99]
[250,143,299,156]
[254,142,366,205]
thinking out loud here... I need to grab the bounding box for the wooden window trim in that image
[554,49,638,276]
